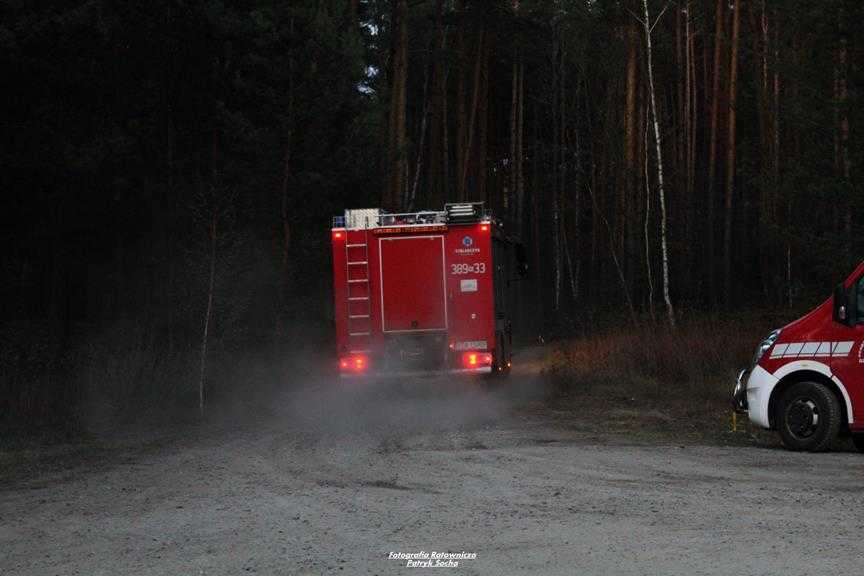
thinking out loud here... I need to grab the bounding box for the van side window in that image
[858,277,864,324]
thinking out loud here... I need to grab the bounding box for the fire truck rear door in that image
[379,235,447,332]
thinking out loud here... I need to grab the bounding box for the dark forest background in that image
[1,0,862,433]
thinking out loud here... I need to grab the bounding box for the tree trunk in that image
[552,31,561,312]
[442,67,450,203]
[384,0,408,211]
[588,180,639,326]
[199,212,217,419]
[276,17,294,341]
[687,6,696,209]
[787,34,800,309]
[706,0,724,307]
[723,0,741,307]
[755,0,775,296]
[562,218,578,304]
[427,0,446,208]
[408,65,431,209]
[675,3,685,203]
[642,0,676,327]
[510,40,519,218]
[516,57,525,229]
[644,102,655,321]
[277,144,292,338]
[682,2,694,293]
[476,33,490,203]
[570,69,581,305]
[459,26,485,198]
[835,4,851,253]
[622,21,638,277]
[532,99,543,331]
[455,0,468,202]
[773,11,782,302]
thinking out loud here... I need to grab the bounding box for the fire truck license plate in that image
[455,341,488,351]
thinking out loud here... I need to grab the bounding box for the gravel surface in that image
[3,351,864,575]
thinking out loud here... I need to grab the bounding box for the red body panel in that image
[444,224,495,355]
[379,235,447,332]
[756,261,864,427]
[331,220,501,374]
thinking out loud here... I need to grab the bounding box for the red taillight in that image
[461,351,492,369]
[333,231,344,239]
[480,224,489,232]
[339,354,368,373]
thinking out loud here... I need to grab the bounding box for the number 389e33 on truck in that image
[732,261,864,451]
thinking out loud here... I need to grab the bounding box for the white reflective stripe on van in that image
[770,341,855,359]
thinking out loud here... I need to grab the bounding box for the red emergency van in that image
[330,203,522,377]
[732,261,864,451]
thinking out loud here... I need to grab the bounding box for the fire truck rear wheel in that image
[777,381,841,452]
[851,435,864,453]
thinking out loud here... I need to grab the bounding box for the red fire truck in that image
[732,261,864,451]
[331,203,522,377]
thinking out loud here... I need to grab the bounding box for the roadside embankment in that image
[542,313,794,443]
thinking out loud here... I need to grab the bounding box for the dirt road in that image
[3,354,864,575]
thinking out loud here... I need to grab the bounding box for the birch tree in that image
[640,0,676,327]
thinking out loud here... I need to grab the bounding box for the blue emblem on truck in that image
[462,236,473,247]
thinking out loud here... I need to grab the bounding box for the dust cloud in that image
[220,346,551,447]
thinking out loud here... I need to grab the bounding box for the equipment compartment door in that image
[379,236,447,332]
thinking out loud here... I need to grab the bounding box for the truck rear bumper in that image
[339,366,493,379]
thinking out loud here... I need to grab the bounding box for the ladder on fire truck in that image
[345,229,372,354]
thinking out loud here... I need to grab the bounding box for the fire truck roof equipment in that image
[332,202,490,230]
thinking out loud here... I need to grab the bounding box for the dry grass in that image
[545,313,791,441]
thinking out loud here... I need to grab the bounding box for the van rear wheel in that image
[777,381,840,452]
